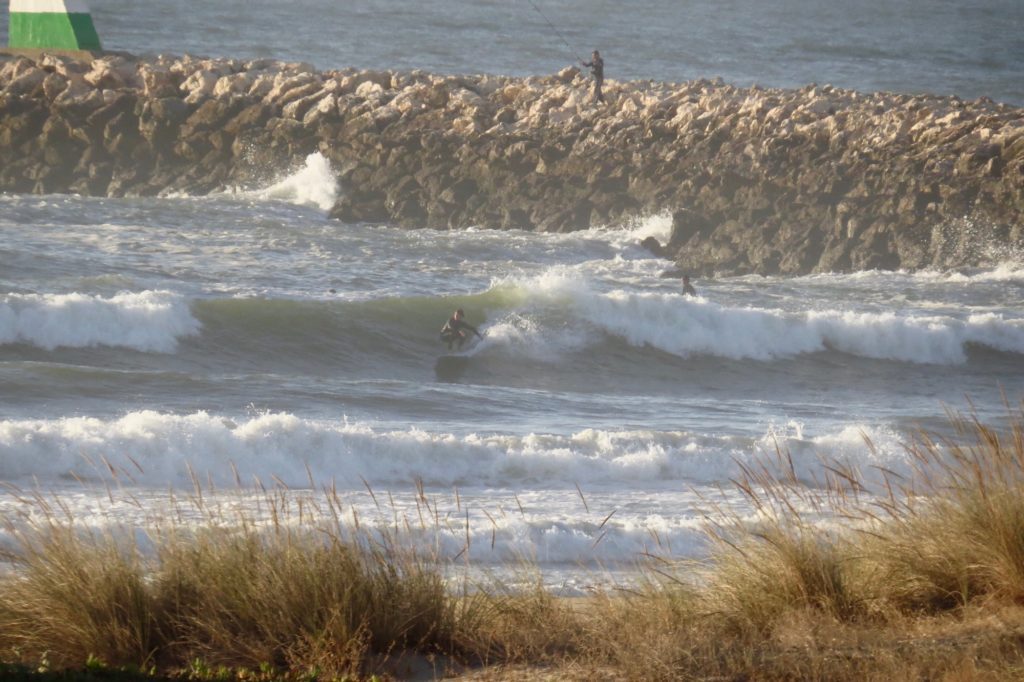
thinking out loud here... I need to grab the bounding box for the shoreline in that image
[0,50,1022,275]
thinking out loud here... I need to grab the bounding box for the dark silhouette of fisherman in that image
[440,308,483,350]
[581,49,605,103]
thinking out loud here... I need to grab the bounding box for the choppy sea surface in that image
[1,1,1023,588]
[2,155,1023,589]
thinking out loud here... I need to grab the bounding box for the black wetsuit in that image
[582,55,605,103]
[440,317,480,350]
[683,281,697,296]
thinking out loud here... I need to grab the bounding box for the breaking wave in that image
[490,272,1024,364]
[0,410,910,489]
[0,290,200,352]
[236,152,338,211]
[7,273,1020,367]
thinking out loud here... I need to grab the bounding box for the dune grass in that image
[4,405,1024,680]
[0,486,456,678]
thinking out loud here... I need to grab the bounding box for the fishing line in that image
[525,0,584,64]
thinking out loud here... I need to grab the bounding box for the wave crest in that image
[250,152,338,211]
[0,290,199,352]
[0,410,910,489]
[503,273,1024,364]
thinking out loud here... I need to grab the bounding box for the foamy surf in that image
[2,180,1021,580]
[783,261,1024,289]
[0,291,199,352]
[489,272,1024,364]
[0,275,1006,370]
[581,212,675,250]
[225,152,338,211]
[925,261,1024,284]
[0,481,713,572]
[0,410,911,489]
[0,409,912,575]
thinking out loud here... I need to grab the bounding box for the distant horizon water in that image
[1,0,1022,104]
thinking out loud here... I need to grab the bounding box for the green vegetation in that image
[4,407,1024,680]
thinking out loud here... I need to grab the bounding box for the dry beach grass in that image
[4,405,1024,680]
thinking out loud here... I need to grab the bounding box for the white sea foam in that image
[630,212,674,244]
[0,410,910,489]
[476,312,589,360]
[931,262,1024,284]
[248,152,338,211]
[506,273,1024,364]
[556,211,675,255]
[0,411,910,574]
[0,290,199,352]
[795,261,1024,286]
[757,421,910,488]
[0,481,715,573]
[605,212,674,251]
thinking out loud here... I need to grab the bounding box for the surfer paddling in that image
[440,308,483,350]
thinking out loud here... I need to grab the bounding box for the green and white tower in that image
[8,0,102,51]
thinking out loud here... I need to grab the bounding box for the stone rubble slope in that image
[1,51,1021,275]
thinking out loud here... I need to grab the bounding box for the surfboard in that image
[434,354,470,380]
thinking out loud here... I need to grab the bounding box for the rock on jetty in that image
[1,51,1022,275]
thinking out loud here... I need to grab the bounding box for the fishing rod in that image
[525,0,584,65]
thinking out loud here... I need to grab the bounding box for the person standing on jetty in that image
[581,50,605,103]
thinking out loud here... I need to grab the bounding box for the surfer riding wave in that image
[440,308,483,351]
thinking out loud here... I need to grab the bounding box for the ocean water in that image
[1,0,1023,103]
[2,154,1023,588]
[2,1,1024,588]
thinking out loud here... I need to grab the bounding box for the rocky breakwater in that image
[1,51,1022,275]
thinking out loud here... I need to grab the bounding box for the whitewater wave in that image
[0,410,910,489]
[0,291,200,352]
[586,212,674,251]
[924,261,1024,284]
[0,477,711,570]
[87,276,1022,368]
[233,152,338,211]
[493,272,1024,365]
[791,261,1024,287]
[8,271,1017,366]
[0,409,916,572]
[592,292,1024,363]
[472,312,590,361]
